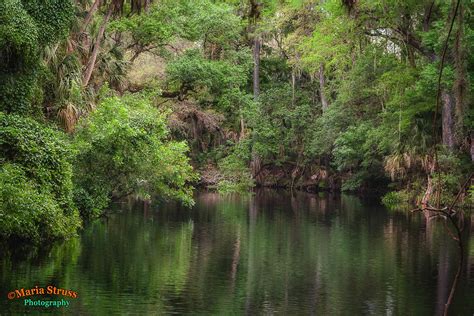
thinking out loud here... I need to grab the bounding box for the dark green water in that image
[1,190,473,315]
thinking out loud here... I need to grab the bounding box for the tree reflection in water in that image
[0,190,472,315]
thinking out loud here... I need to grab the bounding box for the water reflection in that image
[0,190,473,315]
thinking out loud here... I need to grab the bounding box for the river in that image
[1,190,473,315]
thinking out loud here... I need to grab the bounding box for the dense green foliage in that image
[0,113,80,241]
[0,0,197,241]
[0,0,473,241]
[73,94,196,219]
[0,113,77,212]
[0,0,74,114]
[0,164,80,241]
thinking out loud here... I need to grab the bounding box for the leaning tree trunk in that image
[82,4,114,87]
[80,0,100,34]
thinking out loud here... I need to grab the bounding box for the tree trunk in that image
[441,89,456,150]
[253,36,260,99]
[423,1,436,32]
[250,152,262,184]
[239,114,245,140]
[82,4,114,87]
[318,63,329,111]
[291,70,295,107]
[470,133,474,161]
[144,0,152,12]
[422,175,434,219]
[454,2,466,150]
[80,0,100,34]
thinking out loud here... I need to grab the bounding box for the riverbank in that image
[198,163,474,211]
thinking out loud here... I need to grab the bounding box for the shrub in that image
[216,141,254,193]
[382,190,411,210]
[0,164,80,241]
[0,112,77,214]
[73,95,197,219]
